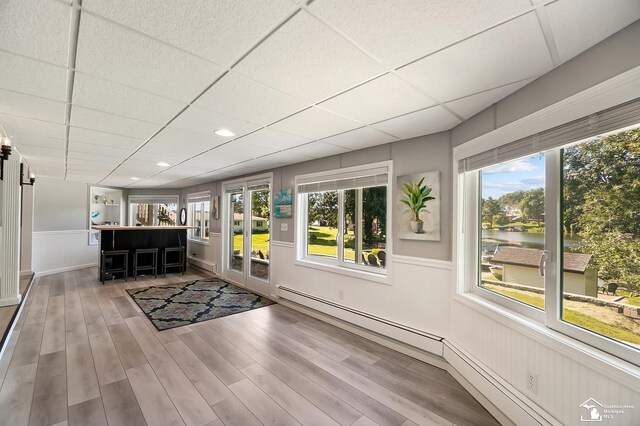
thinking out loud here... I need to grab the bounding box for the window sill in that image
[453,291,640,391]
[188,238,210,246]
[295,258,390,285]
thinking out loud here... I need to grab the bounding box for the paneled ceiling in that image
[1,0,638,188]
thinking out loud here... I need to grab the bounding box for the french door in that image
[223,176,271,289]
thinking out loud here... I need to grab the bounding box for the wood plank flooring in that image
[0,267,499,426]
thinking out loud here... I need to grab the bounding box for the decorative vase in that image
[410,220,424,233]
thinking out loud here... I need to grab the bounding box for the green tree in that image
[565,129,640,290]
[521,188,544,225]
[482,197,500,228]
[251,190,270,219]
[494,210,510,226]
[308,191,338,228]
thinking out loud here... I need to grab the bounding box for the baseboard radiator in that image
[275,284,444,355]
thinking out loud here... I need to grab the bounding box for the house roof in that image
[491,247,592,273]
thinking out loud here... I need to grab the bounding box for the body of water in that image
[482,230,582,251]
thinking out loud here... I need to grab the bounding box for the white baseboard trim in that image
[444,341,561,426]
[20,270,33,277]
[35,262,98,277]
[0,295,22,308]
[188,256,214,273]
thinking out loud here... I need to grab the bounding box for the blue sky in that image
[481,155,545,199]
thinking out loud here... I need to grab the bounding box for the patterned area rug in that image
[126,278,275,330]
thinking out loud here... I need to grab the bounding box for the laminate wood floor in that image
[0,268,500,426]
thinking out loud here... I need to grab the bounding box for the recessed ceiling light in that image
[131,177,140,180]
[214,128,235,137]
[157,162,171,167]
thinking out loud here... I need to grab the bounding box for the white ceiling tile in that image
[194,143,261,165]
[16,144,65,159]
[545,0,640,62]
[83,0,293,66]
[195,73,308,126]
[0,89,65,124]
[169,106,260,139]
[397,12,553,102]
[320,73,437,124]
[68,141,130,158]
[0,0,70,66]
[0,113,66,141]
[372,106,461,139]
[69,127,142,150]
[141,127,224,157]
[234,128,312,151]
[260,150,313,166]
[72,73,187,124]
[129,151,185,167]
[0,51,67,101]
[269,107,361,140]
[286,141,351,159]
[445,79,533,119]
[309,0,532,67]
[12,135,64,151]
[321,127,398,151]
[67,149,122,163]
[234,11,386,103]
[66,174,102,183]
[75,13,224,102]
[70,106,159,139]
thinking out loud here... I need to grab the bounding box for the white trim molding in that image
[391,254,452,270]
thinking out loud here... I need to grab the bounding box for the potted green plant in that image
[400,177,435,233]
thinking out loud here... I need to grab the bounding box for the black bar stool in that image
[134,248,158,280]
[162,246,185,277]
[100,250,129,284]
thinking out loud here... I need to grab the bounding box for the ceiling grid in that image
[0,0,637,187]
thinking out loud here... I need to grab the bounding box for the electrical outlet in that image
[338,289,344,301]
[527,372,538,394]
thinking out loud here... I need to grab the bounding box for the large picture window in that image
[459,100,640,365]
[188,192,210,242]
[297,163,390,275]
[129,195,178,227]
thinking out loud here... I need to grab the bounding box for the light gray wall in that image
[34,178,89,232]
[180,132,453,261]
[452,20,640,147]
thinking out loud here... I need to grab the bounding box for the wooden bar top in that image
[92,226,194,231]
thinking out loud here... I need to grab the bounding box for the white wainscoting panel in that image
[449,299,640,425]
[271,242,451,354]
[32,230,99,275]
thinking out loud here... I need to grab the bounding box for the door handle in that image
[539,250,551,277]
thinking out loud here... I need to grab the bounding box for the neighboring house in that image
[503,204,522,221]
[491,247,597,297]
[233,213,269,232]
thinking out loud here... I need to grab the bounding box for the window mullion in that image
[337,190,345,265]
[544,150,561,328]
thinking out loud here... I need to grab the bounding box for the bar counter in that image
[93,226,192,278]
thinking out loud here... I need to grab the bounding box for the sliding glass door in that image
[223,177,271,287]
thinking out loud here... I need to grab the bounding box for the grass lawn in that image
[233,232,269,255]
[307,226,385,263]
[484,284,640,345]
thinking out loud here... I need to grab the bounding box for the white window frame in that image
[187,191,211,245]
[128,194,179,227]
[455,118,640,367]
[295,161,393,284]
